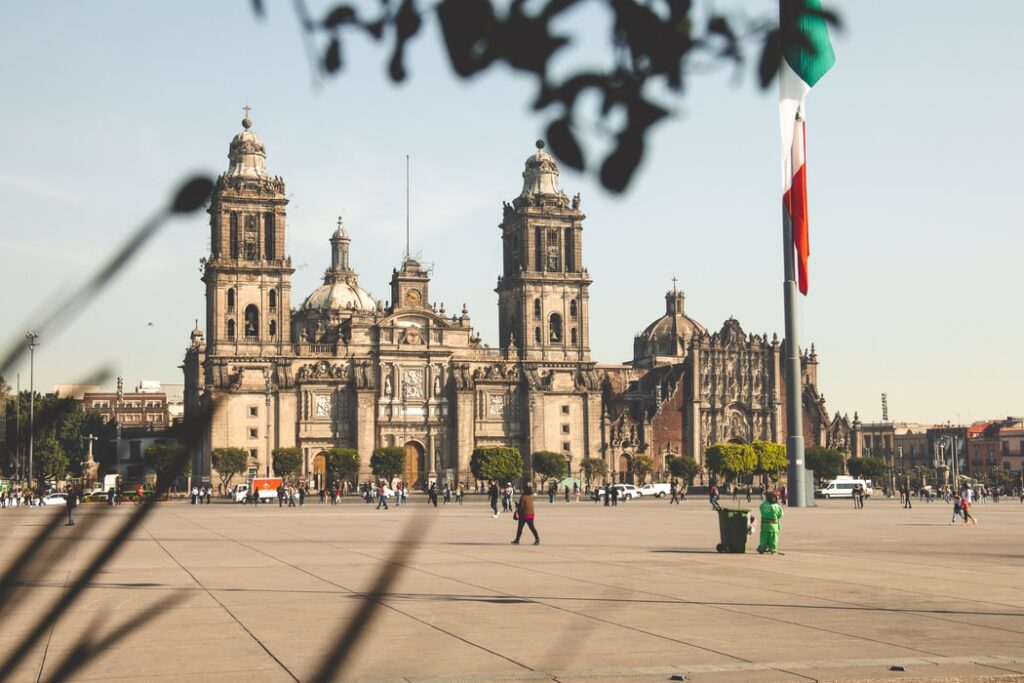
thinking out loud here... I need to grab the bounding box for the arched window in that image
[226,319,236,341]
[569,299,578,319]
[549,313,563,343]
[244,305,259,339]
[269,320,277,338]
[533,298,541,317]
[227,288,235,311]
[268,289,277,311]
[534,327,541,344]
[571,328,577,345]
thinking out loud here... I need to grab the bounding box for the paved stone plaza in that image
[2,495,1023,682]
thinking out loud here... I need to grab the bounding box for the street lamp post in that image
[25,332,38,491]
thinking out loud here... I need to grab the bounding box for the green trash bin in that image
[715,508,750,553]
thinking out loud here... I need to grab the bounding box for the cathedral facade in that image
[183,116,852,488]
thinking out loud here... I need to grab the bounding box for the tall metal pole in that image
[782,205,806,507]
[264,368,272,478]
[15,373,20,482]
[26,332,38,491]
[405,154,410,260]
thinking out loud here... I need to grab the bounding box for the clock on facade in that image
[405,289,421,305]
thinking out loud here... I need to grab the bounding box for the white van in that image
[819,477,873,499]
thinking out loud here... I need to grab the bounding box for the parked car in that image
[88,490,110,502]
[40,492,68,506]
[638,483,671,498]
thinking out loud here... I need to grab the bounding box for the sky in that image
[1,1,1021,425]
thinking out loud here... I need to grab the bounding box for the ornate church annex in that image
[184,116,854,487]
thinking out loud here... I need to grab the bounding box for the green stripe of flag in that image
[782,0,836,87]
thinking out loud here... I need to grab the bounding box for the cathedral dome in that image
[226,116,269,179]
[300,219,375,313]
[301,279,376,313]
[520,140,567,200]
[633,289,705,366]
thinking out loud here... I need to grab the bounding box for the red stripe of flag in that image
[784,120,810,295]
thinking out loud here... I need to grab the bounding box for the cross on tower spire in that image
[243,104,252,118]
[670,276,678,292]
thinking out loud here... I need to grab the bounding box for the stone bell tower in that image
[496,141,591,362]
[203,110,293,357]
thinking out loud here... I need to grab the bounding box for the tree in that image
[632,454,654,484]
[144,444,191,489]
[667,455,699,485]
[280,1,840,193]
[846,456,887,482]
[752,440,787,481]
[211,447,248,491]
[35,434,68,481]
[470,446,523,485]
[325,447,360,485]
[581,457,607,488]
[705,443,756,483]
[370,447,405,482]
[272,447,303,483]
[805,446,845,482]
[531,451,566,488]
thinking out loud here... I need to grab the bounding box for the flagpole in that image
[782,146,806,508]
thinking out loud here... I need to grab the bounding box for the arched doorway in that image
[618,453,633,484]
[312,452,327,491]
[404,441,425,489]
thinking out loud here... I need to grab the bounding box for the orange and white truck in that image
[232,477,283,503]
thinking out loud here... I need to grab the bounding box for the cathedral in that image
[183,115,853,488]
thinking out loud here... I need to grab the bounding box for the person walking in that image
[573,482,580,502]
[902,484,912,509]
[511,484,540,545]
[66,487,79,526]
[610,484,619,507]
[950,494,962,525]
[603,482,610,506]
[960,494,977,526]
[757,490,784,554]
[670,481,679,504]
[708,482,722,511]
[502,483,514,512]
[376,482,389,510]
[488,480,500,518]
[564,484,570,503]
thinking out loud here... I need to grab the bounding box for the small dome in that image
[301,280,376,313]
[226,118,269,179]
[520,140,567,199]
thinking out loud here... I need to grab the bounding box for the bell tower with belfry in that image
[496,140,591,363]
[203,108,293,357]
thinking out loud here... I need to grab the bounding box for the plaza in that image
[2,495,1023,682]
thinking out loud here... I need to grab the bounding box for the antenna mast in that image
[405,154,410,260]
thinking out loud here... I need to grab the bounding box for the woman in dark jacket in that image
[511,484,540,545]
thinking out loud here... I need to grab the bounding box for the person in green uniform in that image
[757,490,784,554]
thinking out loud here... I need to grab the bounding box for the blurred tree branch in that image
[274,0,839,192]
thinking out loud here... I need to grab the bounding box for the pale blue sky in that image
[1,1,1021,424]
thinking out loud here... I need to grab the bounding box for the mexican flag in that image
[780,0,835,295]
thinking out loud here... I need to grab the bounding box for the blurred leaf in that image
[366,19,386,39]
[547,118,584,170]
[388,0,422,81]
[171,176,214,214]
[437,0,497,77]
[497,8,568,76]
[325,38,342,73]
[601,132,644,193]
[324,5,357,27]
[758,28,781,88]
